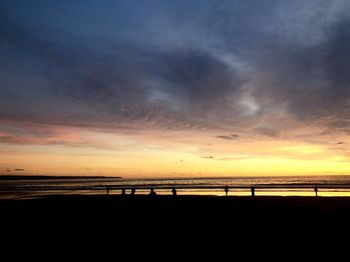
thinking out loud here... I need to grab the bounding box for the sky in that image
[1,0,350,177]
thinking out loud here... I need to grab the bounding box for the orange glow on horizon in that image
[1,126,350,178]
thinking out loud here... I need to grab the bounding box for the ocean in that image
[2,175,350,200]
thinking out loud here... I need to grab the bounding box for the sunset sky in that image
[1,0,350,177]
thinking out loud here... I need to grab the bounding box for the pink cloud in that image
[0,122,114,149]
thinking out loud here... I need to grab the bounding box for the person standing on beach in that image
[172,187,177,196]
[149,188,157,196]
[224,185,229,196]
[314,186,318,197]
[251,186,255,196]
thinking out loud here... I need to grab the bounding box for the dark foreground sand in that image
[3,195,349,255]
[2,195,350,249]
[2,195,350,227]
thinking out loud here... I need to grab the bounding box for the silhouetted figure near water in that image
[149,188,157,196]
[106,186,110,195]
[224,185,229,196]
[251,186,255,196]
[131,188,136,195]
[172,187,177,196]
[314,186,318,197]
[121,188,126,195]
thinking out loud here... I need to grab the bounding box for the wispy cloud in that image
[0,0,350,149]
[216,134,239,140]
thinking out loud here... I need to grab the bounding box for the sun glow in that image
[2,127,350,178]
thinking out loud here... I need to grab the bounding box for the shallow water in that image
[2,175,350,199]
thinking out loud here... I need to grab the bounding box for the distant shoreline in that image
[0,175,122,180]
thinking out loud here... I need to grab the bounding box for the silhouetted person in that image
[251,186,255,196]
[106,186,110,195]
[121,188,126,195]
[314,186,318,197]
[149,188,157,196]
[224,185,229,196]
[172,187,177,196]
[130,188,136,195]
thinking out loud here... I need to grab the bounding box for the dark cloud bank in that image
[1,0,350,139]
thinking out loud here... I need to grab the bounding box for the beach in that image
[2,195,350,231]
[2,194,350,255]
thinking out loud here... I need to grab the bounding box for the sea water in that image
[2,175,350,200]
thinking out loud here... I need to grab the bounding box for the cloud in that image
[216,134,239,140]
[255,127,279,138]
[0,123,123,149]
[202,156,214,159]
[1,0,350,148]
[0,6,245,132]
